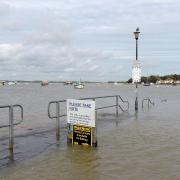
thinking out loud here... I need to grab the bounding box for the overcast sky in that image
[0,0,180,81]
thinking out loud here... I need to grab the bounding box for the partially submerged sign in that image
[67,99,95,127]
[73,125,92,146]
[67,99,95,146]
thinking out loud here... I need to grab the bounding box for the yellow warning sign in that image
[72,125,92,146]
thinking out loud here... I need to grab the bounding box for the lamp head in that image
[134,27,140,40]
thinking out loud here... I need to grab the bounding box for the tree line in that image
[127,74,180,83]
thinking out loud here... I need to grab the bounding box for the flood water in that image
[0,83,180,180]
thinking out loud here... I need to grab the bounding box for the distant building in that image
[156,80,164,84]
[157,79,174,84]
[164,78,173,84]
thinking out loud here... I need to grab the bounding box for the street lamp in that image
[132,27,141,112]
[134,27,140,61]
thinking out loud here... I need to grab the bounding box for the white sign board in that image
[132,60,141,83]
[67,99,95,127]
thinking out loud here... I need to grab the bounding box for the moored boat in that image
[74,80,84,89]
[143,83,150,86]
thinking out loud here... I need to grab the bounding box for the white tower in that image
[132,60,141,84]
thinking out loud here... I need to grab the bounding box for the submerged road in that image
[0,83,180,179]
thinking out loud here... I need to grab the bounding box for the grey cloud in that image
[0,0,180,81]
[0,37,115,80]
[0,2,10,17]
[25,30,72,45]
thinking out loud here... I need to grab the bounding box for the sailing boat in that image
[143,82,150,86]
[74,79,85,89]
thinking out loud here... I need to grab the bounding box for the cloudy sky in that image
[0,0,180,81]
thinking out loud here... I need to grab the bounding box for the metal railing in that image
[142,98,155,109]
[0,104,23,160]
[48,95,129,140]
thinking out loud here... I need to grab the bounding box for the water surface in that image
[0,83,180,179]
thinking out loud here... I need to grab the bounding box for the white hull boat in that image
[74,83,84,89]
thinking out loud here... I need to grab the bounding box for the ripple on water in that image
[1,84,180,179]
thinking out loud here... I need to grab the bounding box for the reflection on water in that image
[0,84,180,179]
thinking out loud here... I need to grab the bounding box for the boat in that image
[74,84,84,89]
[41,80,49,86]
[0,81,6,86]
[64,81,73,85]
[74,80,84,89]
[143,83,150,86]
[8,82,16,85]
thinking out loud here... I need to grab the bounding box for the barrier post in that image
[116,96,119,117]
[9,106,14,160]
[92,110,98,147]
[56,102,60,141]
[148,100,150,109]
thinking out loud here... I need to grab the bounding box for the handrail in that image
[118,95,129,110]
[48,95,129,141]
[0,104,23,128]
[0,105,11,128]
[142,98,155,109]
[0,104,24,160]
[13,104,24,126]
[48,95,129,119]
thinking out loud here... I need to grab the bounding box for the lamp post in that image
[133,27,141,112]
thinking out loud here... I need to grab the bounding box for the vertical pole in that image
[92,110,97,147]
[92,99,97,147]
[135,83,138,111]
[9,106,14,161]
[116,96,119,117]
[135,36,138,112]
[56,102,60,141]
[136,39,138,60]
[148,99,150,109]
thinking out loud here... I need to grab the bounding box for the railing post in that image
[135,84,138,112]
[148,99,150,109]
[9,106,14,161]
[92,110,98,147]
[91,99,97,147]
[56,102,60,141]
[116,96,119,117]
